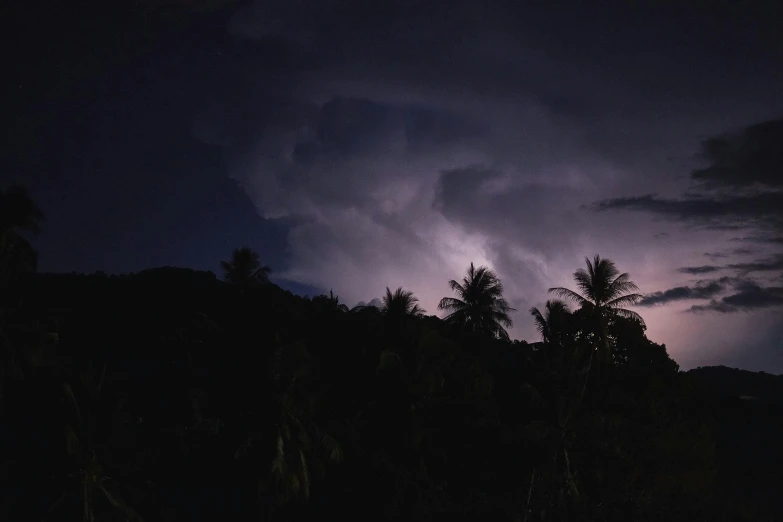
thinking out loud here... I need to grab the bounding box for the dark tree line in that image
[0,186,779,521]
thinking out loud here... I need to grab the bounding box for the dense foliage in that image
[1,187,781,521]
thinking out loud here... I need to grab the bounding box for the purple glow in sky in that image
[189,1,783,371]
[5,0,782,372]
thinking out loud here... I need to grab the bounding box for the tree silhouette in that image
[438,263,515,340]
[235,342,342,516]
[50,364,143,522]
[530,299,571,347]
[548,255,642,365]
[312,290,350,313]
[220,247,271,287]
[0,186,43,235]
[0,186,44,284]
[381,287,425,319]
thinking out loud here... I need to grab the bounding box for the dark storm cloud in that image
[590,191,783,230]
[590,118,783,243]
[316,97,394,156]
[703,248,755,260]
[690,300,739,313]
[731,235,783,245]
[433,166,500,213]
[727,254,783,273]
[691,282,783,313]
[677,265,723,274]
[692,119,783,189]
[638,281,725,306]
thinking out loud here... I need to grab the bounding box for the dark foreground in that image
[2,269,782,521]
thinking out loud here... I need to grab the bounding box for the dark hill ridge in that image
[684,365,783,521]
[684,365,783,402]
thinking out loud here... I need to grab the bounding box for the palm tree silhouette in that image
[530,299,571,347]
[220,247,271,287]
[50,363,143,522]
[0,186,44,284]
[235,343,342,516]
[269,389,343,504]
[548,255,643,365]
[438,263,515,340]
[381,287,425,319]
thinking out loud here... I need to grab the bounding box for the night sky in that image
[3,1,782,372]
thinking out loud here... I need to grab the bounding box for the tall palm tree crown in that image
[438,262,515,340]
[221,247,271,287]
[548,255,643,361]
[381,287,425,318]
[548,255,643,323]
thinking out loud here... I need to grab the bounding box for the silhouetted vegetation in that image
[1,188,781,521]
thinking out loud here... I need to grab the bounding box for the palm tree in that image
[50,364,143,522]
[548,255,643,364]
[0,186,44,284]
[235,343,342,516]
[220,247,271,287]
[1,187,44,402]
[530,299,571,347]
[269,390,343,504]
[438,263,515,340]
[381,287,425,319]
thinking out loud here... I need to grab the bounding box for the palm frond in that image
[608,273,639,296]
[585,256,597,282]
[272,433,287,477]
[437,297,466,312]
[605,293,642,308]
[574,268,594,300]
[99,484,143,522]
[530,307,547,338]
[548,287,590,307]
[62,382,83,429]
[313,425,343,462]
[593,255,618,280]
[65,424,80,456]
[613,308,646,326]
[299,448,310,500]
[447,279,466,295]
[496,326,511,341]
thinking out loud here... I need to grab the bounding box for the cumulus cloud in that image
[355,297,382,309]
